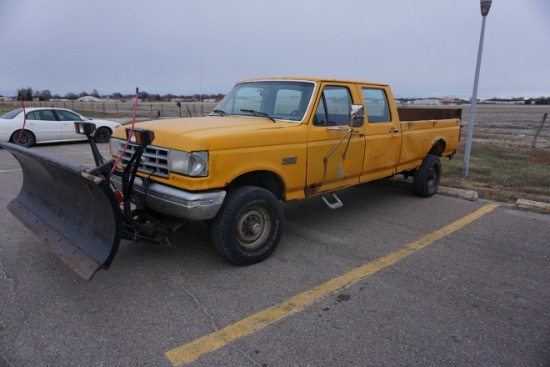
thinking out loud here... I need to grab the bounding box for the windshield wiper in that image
[240,109,275,123]
[211,109,226,116]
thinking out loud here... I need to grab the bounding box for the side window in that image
[314,86,351,126]
[26,111,39,120]
[36,110,57,121]
[362,88,391,123]
[54,110,82,121]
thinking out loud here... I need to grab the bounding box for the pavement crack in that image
[183,288,220,333]
[228,344,265,367]
[0,260,16,293]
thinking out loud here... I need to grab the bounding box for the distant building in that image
[76,96,103,102]
[412,99,441,105]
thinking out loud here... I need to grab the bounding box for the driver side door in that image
[53,109,84,140]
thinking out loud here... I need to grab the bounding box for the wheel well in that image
[429,139,446,156]
[10,129,36,141]
[227,171,285,200]
[94,126,112,134]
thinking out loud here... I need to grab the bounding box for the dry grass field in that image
[1,102,549,204]
[439,104,550,204]
[461,104,550,148]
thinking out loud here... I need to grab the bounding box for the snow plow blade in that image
[1,142,122,280]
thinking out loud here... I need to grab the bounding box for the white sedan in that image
[0,107,121,147]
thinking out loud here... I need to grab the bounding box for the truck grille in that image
[116,141,170,178]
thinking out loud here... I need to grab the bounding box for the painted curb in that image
[515,199,550,214]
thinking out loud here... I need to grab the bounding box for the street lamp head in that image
[480,0,493,16]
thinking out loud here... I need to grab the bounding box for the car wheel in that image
[413,154,441,197]
[10,130,36,148]
[94,127,111,143]
[211,186,284,265]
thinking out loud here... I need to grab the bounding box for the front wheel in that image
[94,127,111,143]
[211,186,283,265]
[413,154,441,197]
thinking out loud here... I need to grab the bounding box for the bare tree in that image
[17,87,33,101]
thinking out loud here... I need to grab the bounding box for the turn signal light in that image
[125,128,155,147]
[74,122,97,136]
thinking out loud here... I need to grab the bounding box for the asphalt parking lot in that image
[1,142,549,367]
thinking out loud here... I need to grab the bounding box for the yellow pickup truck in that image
[2,77,461,279]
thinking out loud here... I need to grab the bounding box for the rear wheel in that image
[211,186,283,265]
[413,154,441,197]
[10,130,36,148]
[94,127,111,143]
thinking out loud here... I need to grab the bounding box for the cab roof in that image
[240,76,389,88]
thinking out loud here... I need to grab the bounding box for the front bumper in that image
[111,175,226,221]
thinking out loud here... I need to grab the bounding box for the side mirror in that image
[349,104,364,127]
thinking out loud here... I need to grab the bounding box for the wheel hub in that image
[236,206,271,250]
[252,223,262,234]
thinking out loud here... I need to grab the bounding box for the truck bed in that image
[397,107,462,121]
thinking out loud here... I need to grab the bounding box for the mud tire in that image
[413,154,441,197]
[211,186,283,265]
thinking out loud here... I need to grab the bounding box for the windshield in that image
[1,108,23,119]
[213,80,315,122]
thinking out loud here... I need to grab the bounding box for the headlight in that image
[110,138,121,157]
[169,150,208,177]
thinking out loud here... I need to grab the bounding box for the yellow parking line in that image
[165,203,499,365]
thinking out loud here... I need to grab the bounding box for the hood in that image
[113,115,305,151]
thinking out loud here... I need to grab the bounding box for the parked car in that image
[0,107,120,147]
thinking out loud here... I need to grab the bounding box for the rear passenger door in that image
[306,83,365,194]
[25,110,63,141]
[360,87,402,181]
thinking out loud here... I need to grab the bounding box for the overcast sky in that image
[1,0,548,99]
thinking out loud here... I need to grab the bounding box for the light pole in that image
[463,0,493,178]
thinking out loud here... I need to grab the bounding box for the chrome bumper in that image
[111,175,226,221]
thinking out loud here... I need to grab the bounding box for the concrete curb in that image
[377,180,479,202]
[438,186,478,201]
[515,199,550,214]
[377,179,549,214]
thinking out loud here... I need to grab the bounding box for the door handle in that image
[326,127,350,131]
[389,128,399,133]
[353,131,364,137]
